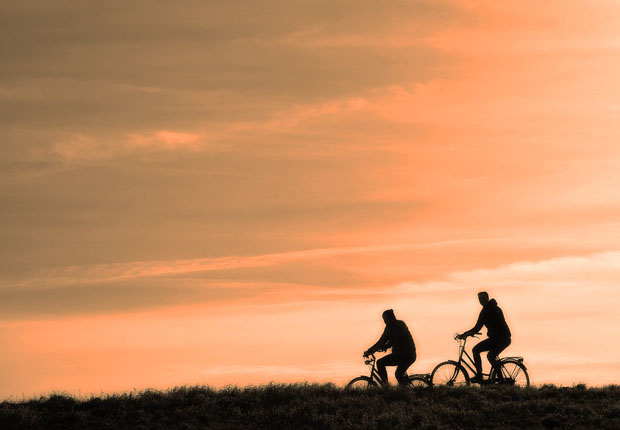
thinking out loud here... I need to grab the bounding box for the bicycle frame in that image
[352,353,431,388]
[364,354,384,384]
[367,354,429,381]
[456,337,486,378]
[456,337,526,380]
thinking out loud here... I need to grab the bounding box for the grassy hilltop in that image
[2,384,620,430]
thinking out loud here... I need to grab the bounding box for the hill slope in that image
[2,384,619,429]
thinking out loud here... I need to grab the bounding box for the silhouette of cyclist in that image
[364,309,416,386]
[458,291,511,383]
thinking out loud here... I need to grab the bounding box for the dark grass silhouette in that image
[2,384,620,429]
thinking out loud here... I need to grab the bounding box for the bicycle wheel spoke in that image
[497,360,530,387]
[431,362,468,386]
[408,375,430,388]
[347,376,377,389]
[509,366,520,379]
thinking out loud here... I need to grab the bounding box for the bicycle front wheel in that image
[492,359,530,387]
[431,361,470,387]
[347,376,378,389]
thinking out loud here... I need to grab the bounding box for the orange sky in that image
[2,0,620,399]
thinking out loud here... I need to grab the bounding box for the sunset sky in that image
[2,0,620,399]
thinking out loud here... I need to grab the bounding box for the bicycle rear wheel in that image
[431,361,470,386]
[347,376,378,388]
[407,375,431,388]
[492,359,530,387]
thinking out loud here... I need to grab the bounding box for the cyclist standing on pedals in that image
[458,291,511,384]
[364,309,416,386]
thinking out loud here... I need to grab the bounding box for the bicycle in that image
[430,333,530,387]
[347,352,431,388]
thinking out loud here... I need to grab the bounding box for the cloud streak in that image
[10,238,495,289]
[51,129,204,162]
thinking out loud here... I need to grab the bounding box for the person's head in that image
[477,291,489,306]
[382,309,396,324]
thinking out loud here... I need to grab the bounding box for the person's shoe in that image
[470,375,484,384]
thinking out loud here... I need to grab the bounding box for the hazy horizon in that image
[2,0,620,399]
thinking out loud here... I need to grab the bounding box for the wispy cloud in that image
[129,130,202,149]
[10,239,495,289]
[392,250,620,293]
[52,129,204,162]
[52,134,114,162]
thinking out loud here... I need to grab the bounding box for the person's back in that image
[479,299,511,340]
[385,319,416,356]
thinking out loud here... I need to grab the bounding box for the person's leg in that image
[395,353,416,386]
[472,338,493,380]
[376,354,400,385]
[487,337,511,381]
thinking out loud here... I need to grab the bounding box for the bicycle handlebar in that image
[454,332,482,340]
[363,353,376,365]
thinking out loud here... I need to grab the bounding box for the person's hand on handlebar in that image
[363,350,371,357]
[457,331,481,339]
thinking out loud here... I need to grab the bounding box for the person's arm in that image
[461,308,485,337]
[364,327,389,356]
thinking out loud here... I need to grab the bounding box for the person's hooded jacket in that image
[471,299,511,339]
[367,317,416,357]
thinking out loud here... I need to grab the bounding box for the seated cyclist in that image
[458,291,511,383]
[364,309,416,386]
